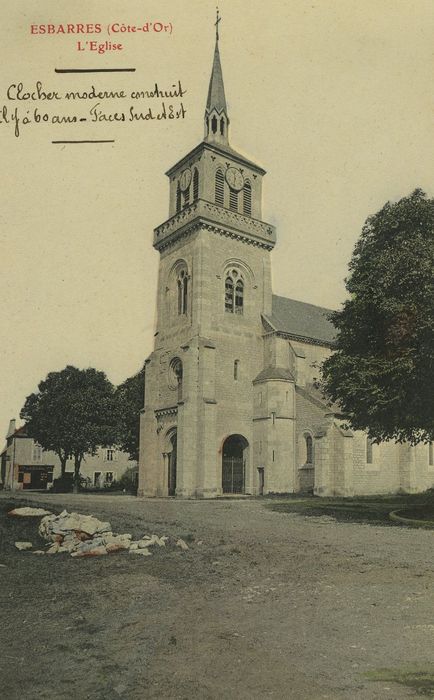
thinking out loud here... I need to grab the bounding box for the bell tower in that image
[138,14,278,498]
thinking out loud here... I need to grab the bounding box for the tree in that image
[20,365,121,485]
[115,364,145,462]
[321,189,434,445]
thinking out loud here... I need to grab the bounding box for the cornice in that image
[154,405,178,418]
[154,199,276,252]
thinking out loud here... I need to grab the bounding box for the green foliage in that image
[109,467,138,494]
[20,365,121,479]
[115,364,145,461]
[321,189,434,444]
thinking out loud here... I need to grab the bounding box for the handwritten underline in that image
[52,140,115,144]
[55,68,136,74]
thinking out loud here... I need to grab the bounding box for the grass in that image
[365,665,434,697]
[264,491,434,527]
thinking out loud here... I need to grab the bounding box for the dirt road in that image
[1,492,433,699]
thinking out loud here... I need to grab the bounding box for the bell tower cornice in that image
[153,199,276,253]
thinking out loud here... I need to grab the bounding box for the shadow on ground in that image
[264,492,434,527]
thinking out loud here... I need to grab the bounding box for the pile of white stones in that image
[10,507,189,557]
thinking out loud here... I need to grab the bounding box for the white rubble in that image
[39,511,111,541]
[9,507,52,517]
[129,548,152,556]
[12,507,183,559]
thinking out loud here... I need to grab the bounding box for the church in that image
[138,24,434,499]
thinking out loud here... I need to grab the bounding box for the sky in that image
[1,0,434,439]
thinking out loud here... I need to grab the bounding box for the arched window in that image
[305,435,313,465]
[169,358,183,401]
[211,115,218,134]
[235,280,244,314]
[234,359,239,380]
[193,168,199,201]
[243,181,252,216]
[225,269,244,315]
[366,437,373,464]
[176,183,181,213]
[177,268,188,315]
[225,276,234,313]
[215,169,224,206]
[229,188,238,212]
[220,117,225,136]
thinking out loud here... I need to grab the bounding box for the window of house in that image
[243,181,252,216]
[305,435,313,465]
[105,471,114,484]
[366,437,374,464]
[94,471,101,487]
[215,169,224,206]
[32,443,42,463]
[106,449,115,462]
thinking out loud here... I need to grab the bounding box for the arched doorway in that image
[168,431,177,497]
[222,434,248,494]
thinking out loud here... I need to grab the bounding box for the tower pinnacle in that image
[204,9,229,145]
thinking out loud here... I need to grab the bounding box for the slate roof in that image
[253,367,295,383]
[206,40,227,114]
[265,295,337,346]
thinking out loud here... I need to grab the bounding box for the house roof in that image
[9,425,28,439]
[265,295,337,346]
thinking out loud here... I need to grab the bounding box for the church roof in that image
[253,367,295,383]
[265,295,337,346]
[206,39,227,115]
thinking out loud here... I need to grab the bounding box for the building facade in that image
[138,29,434,498]
[1,419,137,491]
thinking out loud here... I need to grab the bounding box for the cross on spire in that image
[215,7,221,41]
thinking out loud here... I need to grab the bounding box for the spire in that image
[204,8,229,145]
